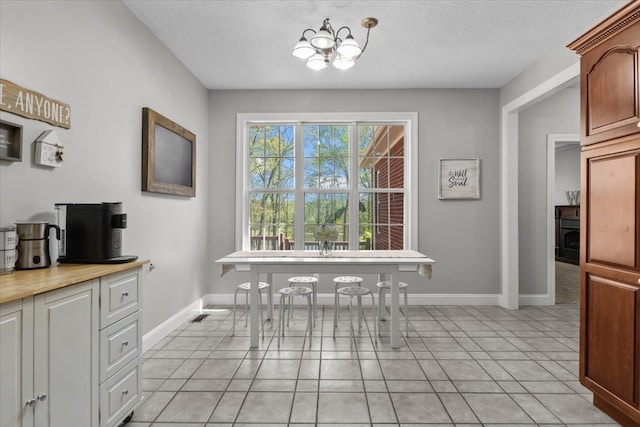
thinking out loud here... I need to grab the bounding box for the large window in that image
[237,113,417,251]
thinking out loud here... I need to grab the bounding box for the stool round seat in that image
[333,276,363,285]
[288,276,318,284]
[238,281,270,291]
[376,281,409,290]
[279,286,313,296]
[337,286,372,297]
[333,276,363,323]
[333,285,376,340]
[276,286,314,348]
[288,276,319,325]
[376,281,410,337]
[233,281,272,338]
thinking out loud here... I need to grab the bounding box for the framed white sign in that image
[438,158,480,199]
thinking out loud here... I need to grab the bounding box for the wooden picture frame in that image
[142,107,196,197]
[438,158,480,199]
[0,119,23,162]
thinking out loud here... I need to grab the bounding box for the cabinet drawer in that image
[99,358,141,427]
[100,311,141,383]
[100,268,140,327]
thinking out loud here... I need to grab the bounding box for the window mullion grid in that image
[349,122,359,249]
[294,124,305,250]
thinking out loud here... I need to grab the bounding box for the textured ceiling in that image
[122,0,627,90]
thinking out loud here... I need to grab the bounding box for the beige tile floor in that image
[126,303,619,426]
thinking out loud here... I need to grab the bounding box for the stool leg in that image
[370,292,377,341]
[403,288,408,337]
[259,290,264,339]
[306,294,312,348]
[244,290,249,327]
[377,287,383,336]
[311,282,316,327]
[267,286,273,328]
[232,288,239,336]
[277,294,285,348]
[349,296,355,341]
[357,295,362,334]
[335,283,340,318]
[333,292,340,340]
[333,290,339,337]
[267,284,273,323]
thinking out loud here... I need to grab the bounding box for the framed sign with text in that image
[438,158,480,199]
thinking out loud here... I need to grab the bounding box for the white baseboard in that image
[142,299,204,352]
[203,293,502,306]
[142,292,553,352]
[519,293,554,306]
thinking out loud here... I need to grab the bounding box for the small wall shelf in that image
[0,119,23,162]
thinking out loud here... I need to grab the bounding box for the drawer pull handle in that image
[122,340,129,346]
[25,398,36,407]
[122,291,129,297]
[122,390,129,395]
[637,278,640,285]
[36,393,47,402]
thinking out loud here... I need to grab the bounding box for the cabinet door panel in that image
[580,19,640,145]
[584,273,639,406]
[587,48,639,133]
[586,149,639,268]
[34,280,99,427]
[0,301,26,427]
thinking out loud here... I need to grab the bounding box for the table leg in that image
[390,268,400,348]
[378,273,388,321]
[250,268,259,348]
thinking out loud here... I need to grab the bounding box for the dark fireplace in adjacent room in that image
[559,218,580,264]
[555,205,580,265]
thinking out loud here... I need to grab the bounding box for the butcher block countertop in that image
[0,259,150,304]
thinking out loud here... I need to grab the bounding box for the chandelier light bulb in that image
[310,29,335,50]
[336,35,361,59]
[306,53,328,70]
[332,55,355,70]
[292,38,315,59]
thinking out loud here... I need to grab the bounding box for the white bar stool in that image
[232,281,271,338]
[333,286,376,340]
[376,280,409,337]
[287,276,318,326]
[276,286,313,348]
[332,276,363,326]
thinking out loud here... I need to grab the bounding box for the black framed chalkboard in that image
[142,107,195,197]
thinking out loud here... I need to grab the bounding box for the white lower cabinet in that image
[0,265,143,427]
[0,280,98,427]
[0,299,33,427]
[33,280,100,427]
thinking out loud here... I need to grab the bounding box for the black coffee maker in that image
[55,202,138,264]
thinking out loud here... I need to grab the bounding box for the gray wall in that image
[555,144,580,205]
[0,1,210,334]
[517,87,579,295]
[208,89,502,296]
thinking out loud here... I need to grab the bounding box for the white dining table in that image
[216,250,435,348]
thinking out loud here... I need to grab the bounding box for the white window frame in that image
[236,112,419,251]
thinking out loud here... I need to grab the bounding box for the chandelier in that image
[292,17,378,70]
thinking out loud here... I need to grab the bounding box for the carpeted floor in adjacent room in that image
[555,261,579,305]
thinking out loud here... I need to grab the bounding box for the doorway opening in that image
[547,134,580,305]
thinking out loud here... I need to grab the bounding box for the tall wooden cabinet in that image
[568,2,640,425]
